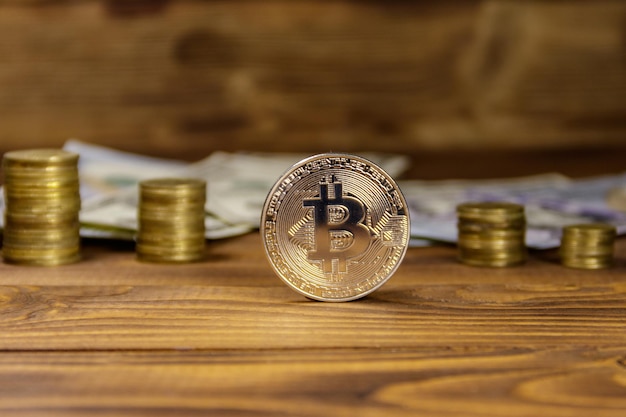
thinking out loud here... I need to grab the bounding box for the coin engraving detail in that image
[303,177,370,274]
[261,154,410,302]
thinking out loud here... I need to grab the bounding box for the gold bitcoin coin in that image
[261,154,410,302]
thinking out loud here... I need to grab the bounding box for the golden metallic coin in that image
[261,154,410,302]
[456,201,527,267]
[135,249,205,264]
[138,213,204,222]
[2,250,81,266]
[136,178,207,263]
[140,178,206,197]
[136,232,205,244]
[2,149,79,169]
[560,223,616,269]
[458,221,526,233]
[457,201,524,217]
[2,148,81,266]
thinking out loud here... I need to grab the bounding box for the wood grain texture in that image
[0,347,625,417]
[0,0,625,159]
[461,1,626,148]
[0,233,625,352]
[1,233,626,415]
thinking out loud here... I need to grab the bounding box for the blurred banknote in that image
[6,140,408,240]
[185,150,410,227]
[3,140,626,249]
[65,140,256,240]
[401,173,626,249]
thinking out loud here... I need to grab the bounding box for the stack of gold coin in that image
[560,223,616,269]
[457,202,526,267]
[2,149,81,266]
[136,178,206,263]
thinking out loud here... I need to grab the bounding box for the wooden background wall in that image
[0,0,625,160]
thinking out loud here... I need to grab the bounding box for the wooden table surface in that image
[1,229,625,416]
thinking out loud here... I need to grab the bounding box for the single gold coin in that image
[139,178,206,197]
[457,201,523,212]
[2,149,79,168]
[261,154,410,302]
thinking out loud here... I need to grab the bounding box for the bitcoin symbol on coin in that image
[261,154,410,302]
[303,177,370,274]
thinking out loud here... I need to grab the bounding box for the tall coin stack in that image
[457,202,527,267]
[560,223,616,269]
[136,178,206,263]
[2,149,81,266]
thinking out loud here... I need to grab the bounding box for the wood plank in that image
[0,0,478,157]
[1,233,625,350]
[462,1,626,148]
[0,347,624,416]
[0,1,625,158]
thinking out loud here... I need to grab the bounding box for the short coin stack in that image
[560,223,616,269]
[457,202,526,267]
[136,178,206,263]
[2,149,81,266]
